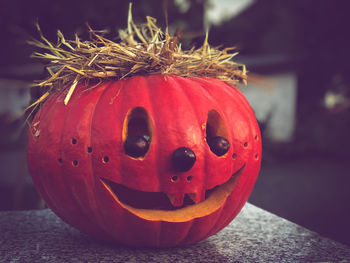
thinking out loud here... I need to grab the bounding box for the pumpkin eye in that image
[206,110,230,156]
[124,135,150,158]
[123,107,152,158]
[207,136,230,156]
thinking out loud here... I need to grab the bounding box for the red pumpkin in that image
[27,74,261,247]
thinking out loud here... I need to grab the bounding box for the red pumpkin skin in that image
[27,75,261,247]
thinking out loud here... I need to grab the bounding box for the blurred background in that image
[1,0,349,246]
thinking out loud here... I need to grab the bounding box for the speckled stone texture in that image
[1,203,349,263]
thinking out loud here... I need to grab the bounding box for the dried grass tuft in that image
[28,3,247,108]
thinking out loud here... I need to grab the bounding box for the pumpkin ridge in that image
[185,203,225,245]
[86,81,115,236]
[165,218,194,246]
[172,76,224,189]
[117,76,162,192]
[39,90,104,236]
[41,94,74,216]
[42,93,71,210]
[185,77,237,188]
[143,75,162,193]
[209,143,261,234]
[58,85,102,230]
[28,93,62,214]
[219,81,262,163]
[61,84,123,239]
[168,76,207,197]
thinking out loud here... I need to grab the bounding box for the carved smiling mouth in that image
[100,178,198,210]
[100,178,217,210]
[100,165,245,221]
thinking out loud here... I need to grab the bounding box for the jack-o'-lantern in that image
[27,8,261,247]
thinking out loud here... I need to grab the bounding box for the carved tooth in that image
[166,193,184,207]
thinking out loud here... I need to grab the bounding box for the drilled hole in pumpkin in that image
[206,110,230,156]
[255,154,259,160]
[123,107,153,158]
[232,153,237,159]
[71,138,77,145]
[244,142,248,148]
[187,176,193,181]
[103,156,109,163]
[58,158,63,164]
[87,147,93,153]
[72,160,78,166]
[171,176,178,182]
[254,135,258,141]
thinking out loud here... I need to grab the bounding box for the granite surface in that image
[1,203,350,263]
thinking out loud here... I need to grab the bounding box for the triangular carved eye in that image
[206,110,230,156]
[123,107,152,158]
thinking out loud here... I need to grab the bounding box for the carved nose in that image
[172,147,196,172]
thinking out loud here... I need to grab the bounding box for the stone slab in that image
[1,203,350,263]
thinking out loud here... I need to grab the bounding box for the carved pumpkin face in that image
[27,75,261,247]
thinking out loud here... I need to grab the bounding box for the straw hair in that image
[27,3,247,108]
